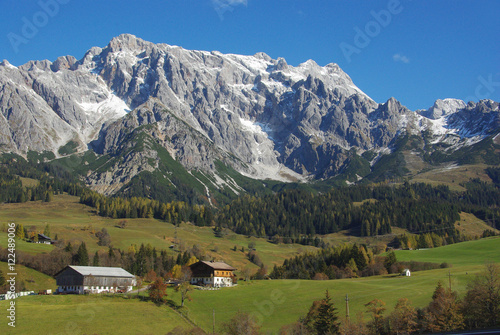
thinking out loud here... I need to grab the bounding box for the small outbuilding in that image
[55,265,136,294]
[32,233,52,244]
[190,261,236,288]
[401,268,411,277]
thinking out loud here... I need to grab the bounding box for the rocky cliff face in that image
[0,34,498,196]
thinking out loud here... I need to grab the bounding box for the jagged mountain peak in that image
[107,33,150,51]
[0,34,498,198]
[253,51,273,62]
[419,98,467,119]
[1,59,15,68]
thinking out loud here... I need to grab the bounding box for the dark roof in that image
[38,233,51,240]
[196,261,236,271]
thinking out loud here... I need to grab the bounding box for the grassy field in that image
[0,194,317,275]
[177,237,500,333]
[0,195,498,333]
[0,294,191,335]
[0,262,56,293]
[322,226,409,247]
[1,195,499,333]
[178,265,485,333]
[18,176,39,188]
[455,212,500,237]
[410,163,493,191]
[0,262,489,334]
[394,236,500,266]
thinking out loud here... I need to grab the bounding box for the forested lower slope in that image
[215,176,500,241]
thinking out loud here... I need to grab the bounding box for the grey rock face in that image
[1,34,498,191]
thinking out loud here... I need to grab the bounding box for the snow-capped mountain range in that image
[0,34,498,197]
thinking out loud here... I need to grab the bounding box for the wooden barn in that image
[190,261,236,288]
[55,266,136,294]
[31,233,52,244]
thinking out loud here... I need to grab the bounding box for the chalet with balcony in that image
[189,261,236,287]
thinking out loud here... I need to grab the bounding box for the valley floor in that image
[0,260,497,334]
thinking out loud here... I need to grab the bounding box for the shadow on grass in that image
[165,299,179,308]
[96,293,150,303]
[93,293,180,309]
[382,274,402,279]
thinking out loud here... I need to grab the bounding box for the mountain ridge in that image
[1,33,499,202]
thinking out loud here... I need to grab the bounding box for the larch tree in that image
[388,298,417,335]
[171,264,182,279]
[148,278,167,304]
[462,263,500,329]
[339,312,369,335]
[43,224,50,237]
[424,281,464,333]
[15,223,24,239]
[220,311,261,335]
[144,269,157,282]
[365,299,386,335]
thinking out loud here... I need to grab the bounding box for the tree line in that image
[79,189,213,225]
[215,182,469,241]
[269,244,451,280]
[0,155,84,203]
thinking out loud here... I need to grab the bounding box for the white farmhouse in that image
[189,261,236,288]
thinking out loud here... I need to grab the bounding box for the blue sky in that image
[1,0,499,110]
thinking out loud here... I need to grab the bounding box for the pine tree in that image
[74,242,89,266]
[93,251,100,266]
[384,251,397,272]
[44,190,53,202]
[313,289,340,335]
[0,269,6,287]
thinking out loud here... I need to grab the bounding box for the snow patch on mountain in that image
[419,98,466,119]
[0,33,498,191]
[78,92,130,117]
